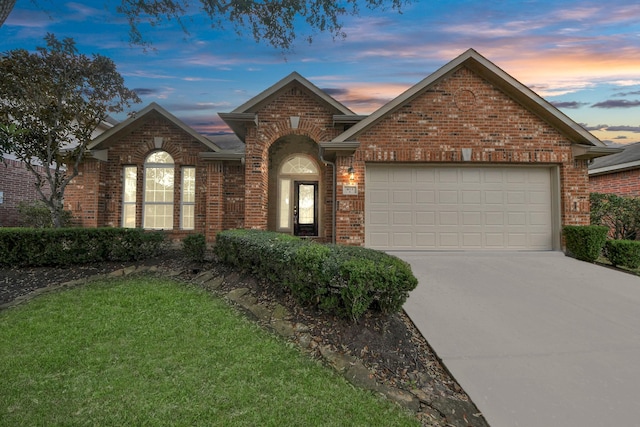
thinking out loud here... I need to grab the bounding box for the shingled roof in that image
[589,142,640,176]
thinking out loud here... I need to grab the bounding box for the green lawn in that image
[0,277,418,426]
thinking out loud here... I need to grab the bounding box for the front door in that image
[293,181,318,236]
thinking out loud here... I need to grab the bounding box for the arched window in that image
[143,151,174,229]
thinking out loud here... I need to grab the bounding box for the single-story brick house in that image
[589,142,640,197]
[65,49,617,250]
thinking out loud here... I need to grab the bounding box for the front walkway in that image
[394,251,640,427]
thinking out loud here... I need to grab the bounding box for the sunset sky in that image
[2,0,640,144]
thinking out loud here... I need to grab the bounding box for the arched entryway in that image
[268,135,326,238]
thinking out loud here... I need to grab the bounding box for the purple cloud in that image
[591,99,640,108]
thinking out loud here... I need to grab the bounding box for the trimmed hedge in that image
[604,240,640,269]
[182,233,207,263]
[563,225,609,262]
[214,229,418,320]
[0,227,166,267]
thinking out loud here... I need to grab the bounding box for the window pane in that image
[298,184,315,224]
[145,167,174,203]
[147,151,174,164]
[182,167,195,203]
[123,166,137,203]
[282,156,318,174]
[144,204,173,229]
[123,205,136,228]
[279,179,290,229]
[181,205,194,230]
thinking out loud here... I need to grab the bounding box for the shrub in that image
[17,201,73,228]
[0,227,165,267]
[214,229,418,320]
[590,193,640,240]
[563,225,609,262]
[604,240,640,269]
[183,233,207,262]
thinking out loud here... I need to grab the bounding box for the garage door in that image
[365,165,553,250]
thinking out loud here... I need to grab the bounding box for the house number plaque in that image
[343,185,358,195]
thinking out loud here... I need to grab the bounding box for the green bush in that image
[214,229,418,320]
[604,240,640,269]
[590,193,640,240]
[182,233,207,262]
[17,201,73,228]
[0,227,165,267]
[563,225,609,262]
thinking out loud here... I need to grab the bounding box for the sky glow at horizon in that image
[2,0,640,144]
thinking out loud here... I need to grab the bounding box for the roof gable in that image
[331,49,604,147]
[88,102,219,152]
[231,72,354,115]
[219,72,355,142]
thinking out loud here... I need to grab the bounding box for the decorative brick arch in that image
[244,119,330,232]
[258,118,330,149]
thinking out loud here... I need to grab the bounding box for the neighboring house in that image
[589,142,640,197]
[0,118,116,227]
[66,49,617,250]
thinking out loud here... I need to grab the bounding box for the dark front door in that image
[293,181,318,236]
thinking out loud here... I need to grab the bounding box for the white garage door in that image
[365,165,553,250]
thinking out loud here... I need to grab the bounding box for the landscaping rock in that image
[344,361,379,390]
[248,303,272,322]
[379,385,422,412]
[271,319,295,337]
[429,396,489,427]
[193,271,215,284]
[226,287,249,301]
[123,265,137,276]
[319,345,356,373]
[271,303,289,320]
[204,276,224,290]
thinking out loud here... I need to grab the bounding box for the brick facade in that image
[65,112,244,242]
[57,50,607,248]
[333,67,590,245]
[590,169,640,197]
[0,158,52,227]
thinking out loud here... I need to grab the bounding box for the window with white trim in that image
[143,151,174,230]
[181,166,195,230]
[122,166,137,228]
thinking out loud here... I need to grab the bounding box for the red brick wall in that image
[243,83,344,241]
[65,113,244,241]
[0,158,53,227]
[590,169,640,197]
[335,66,590,245]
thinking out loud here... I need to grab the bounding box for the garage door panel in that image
[416,233,436,247]
[393,211,412,225]
[438,190,458,203]
[416,211,436,225]
[462,190,481,204]
[366,165,553,250]
[393,190,412,204]
[368,189,389,204]
[369,211,389,225]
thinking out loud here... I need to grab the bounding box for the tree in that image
[0,34,140,227]
[0,1,409,50]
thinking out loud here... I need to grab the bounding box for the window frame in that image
[181,166,196,230]
[143,150,175,230]
[122,165,137,228]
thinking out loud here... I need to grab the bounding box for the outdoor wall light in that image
[348,166,355,182]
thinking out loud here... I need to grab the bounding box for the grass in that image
[596,256,640,276]
[0,277,418,426]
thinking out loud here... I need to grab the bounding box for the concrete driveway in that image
[392,251,640,427]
